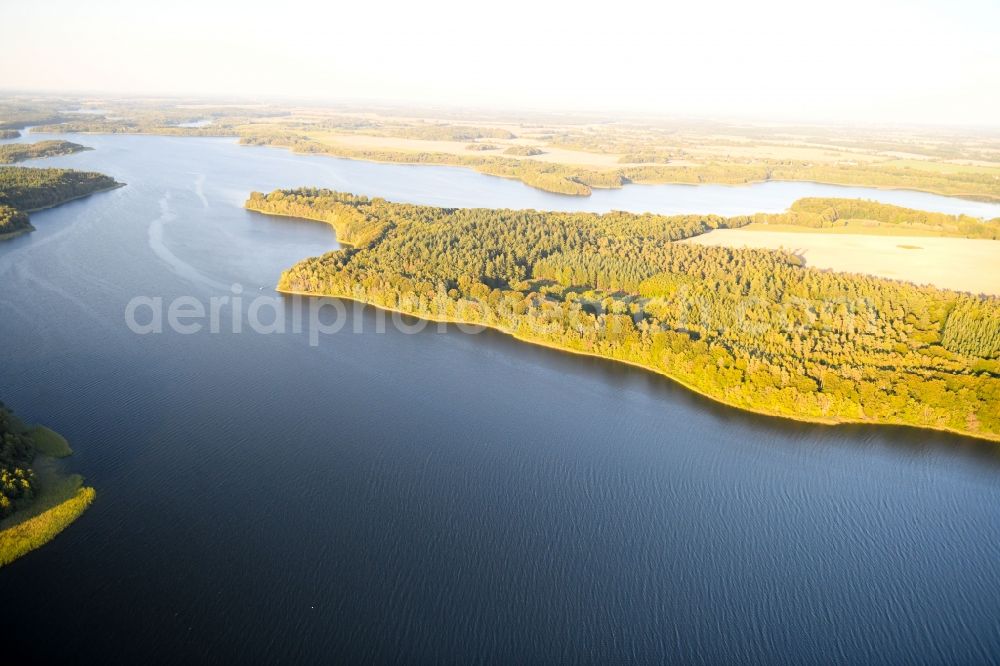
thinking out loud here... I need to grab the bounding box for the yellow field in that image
[740,222,955,238]
[683,229,1000,295]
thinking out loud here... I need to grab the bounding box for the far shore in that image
[26,123,1000,203]
[252,139,1000,204]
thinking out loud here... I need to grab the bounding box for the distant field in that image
[739,222,957,238]
[881,159,1000,175]
[687,142,884,163]
[301,131,630,168]
[683,229,1000,295]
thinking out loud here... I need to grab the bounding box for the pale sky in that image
[2,0,998,126]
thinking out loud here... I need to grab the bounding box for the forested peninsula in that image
[0,166,122,239]
[248,189,1000,442]
[0,403,95,567]
[0,140,90,164]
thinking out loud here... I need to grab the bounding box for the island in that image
[0,166,123,240]
[0,140,91,164]
[0,402,95,567]
[247,189,1000,442]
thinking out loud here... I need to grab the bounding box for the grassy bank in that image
[0,404,96,567]
[0,485,95,567]
[31,426,73,457]
[0,456,95,568]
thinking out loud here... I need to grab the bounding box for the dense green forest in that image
[0,166,121,238]
[247,189,1000,442]
[0,402,95,566]
[0,140,90,164]
[0,204,30,237]
[0,166,120,211]
[754,198,1000,239]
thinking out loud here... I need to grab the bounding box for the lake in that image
[2,133,999,664]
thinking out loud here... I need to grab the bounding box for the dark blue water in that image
[1,134,999,664]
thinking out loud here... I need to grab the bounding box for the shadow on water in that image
[329,298,1000,472]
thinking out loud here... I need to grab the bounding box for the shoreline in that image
[0,224,35,242]
[0,482,95,568]
[23,182,126,214]
[277,287,1000,445]
[1,183,123,243]
[245,206,352,244]
[0,445,96,568]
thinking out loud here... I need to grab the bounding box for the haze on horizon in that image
[2,0,998,127]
